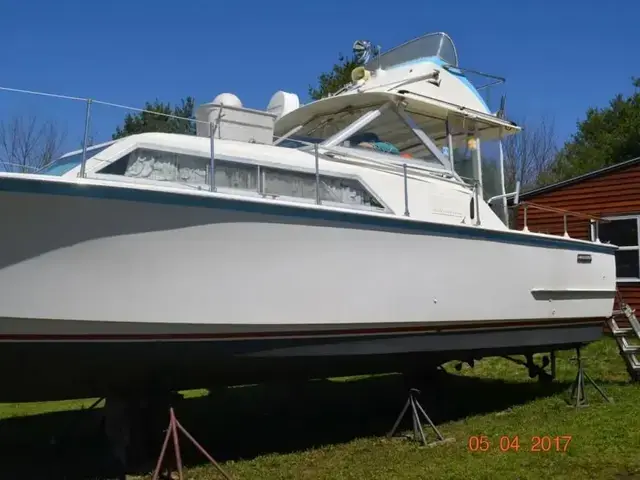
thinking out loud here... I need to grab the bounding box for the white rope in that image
[0,86,86,102]
[0,162,42,171]
[92,99,210,126]
[0,85,207,126]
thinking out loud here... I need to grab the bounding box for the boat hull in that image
[0,319,602,402]
[0,176,616,401]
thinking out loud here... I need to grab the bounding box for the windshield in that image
[40,142,114,176]
[364,32,458,70]
[276,135,324,149]
[276,104,454,171]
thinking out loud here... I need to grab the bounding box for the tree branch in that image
[0,115,66,173]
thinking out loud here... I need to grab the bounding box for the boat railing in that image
[0,85,482,220]
[0,163,42,173]
[514,201,609,241]
[275,134,483,219]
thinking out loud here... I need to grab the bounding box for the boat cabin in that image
[33,32,521,229]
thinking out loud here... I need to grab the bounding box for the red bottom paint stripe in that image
[0,318,606,341]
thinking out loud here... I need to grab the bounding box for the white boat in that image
[0,32,616,402]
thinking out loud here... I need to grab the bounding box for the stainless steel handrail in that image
[515,201,609,240]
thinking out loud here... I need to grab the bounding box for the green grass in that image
[1,338,640,479]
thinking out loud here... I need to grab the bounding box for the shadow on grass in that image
[0,372,573,479]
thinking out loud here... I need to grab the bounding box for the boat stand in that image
[152,407,233,480]
[386,388,452,447]
[567,348,612,407]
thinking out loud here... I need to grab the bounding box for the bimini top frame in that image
[274,91,520,185]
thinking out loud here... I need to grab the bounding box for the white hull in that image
[0,175,616,401]
[0,177,616,336]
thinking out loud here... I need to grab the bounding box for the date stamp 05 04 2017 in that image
[467,435,572,453]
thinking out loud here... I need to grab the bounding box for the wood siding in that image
[515,162,640,322]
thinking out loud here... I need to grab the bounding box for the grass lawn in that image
[0,337,639,479]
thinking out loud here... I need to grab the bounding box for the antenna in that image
[496,94,507,119]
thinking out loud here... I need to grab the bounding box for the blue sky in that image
[0,0,638,153]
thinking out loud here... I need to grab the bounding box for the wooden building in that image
[513,156,640,312]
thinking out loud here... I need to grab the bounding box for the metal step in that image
[608,318,634,336]
[608,301,640,378]
[619,337,640,353]
[608,313,640,336]
[627,354,640,370]
[611,326,634,336]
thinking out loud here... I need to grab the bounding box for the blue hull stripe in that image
[382,56,490,111]
[0,177,615,255]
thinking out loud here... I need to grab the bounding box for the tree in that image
[549,77,640,181]
[502,115,559,191]
[308,54,360,101]
[112,97,196,140]
[0,115,66,173]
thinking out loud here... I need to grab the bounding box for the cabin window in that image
[263,167,384,209]
[97,148,258,190]
[593,216,640,281]
[97,148,385,210]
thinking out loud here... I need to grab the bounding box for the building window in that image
[96,148,385,210]
[593,216,640,281]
